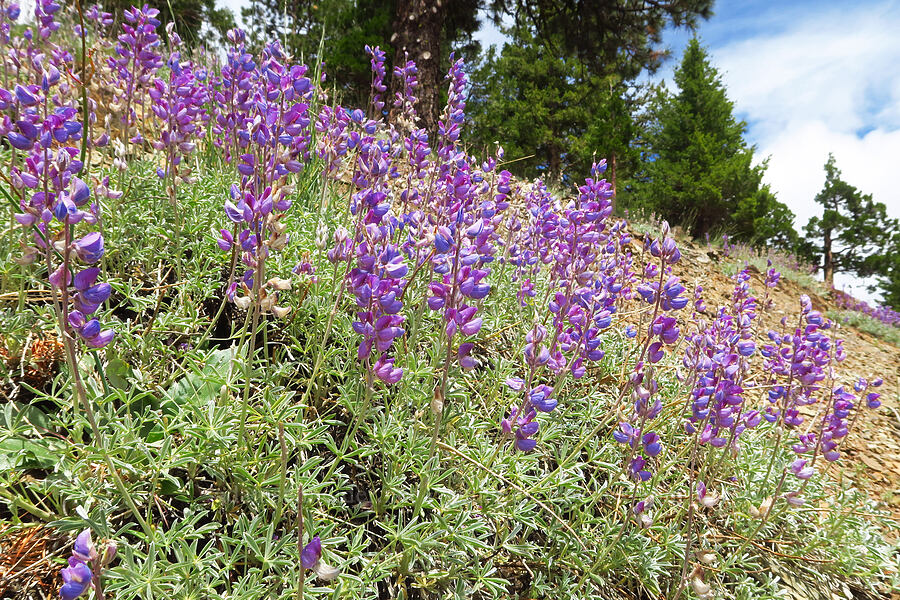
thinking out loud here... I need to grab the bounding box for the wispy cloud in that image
[657,1,900,300]
[715,2,900,140]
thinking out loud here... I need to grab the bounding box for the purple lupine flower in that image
[72,529,97,563]
[501,405,540,452]
[683,268,761,456]
[338,119,409,384]
[300,536,340,581]
[425,145,503,383]
[59,557,92,600]
[762,294,832,428]
[1,71,113,352]
[437,54,465,160]
[392,52,418,130]
[696,481,719,508]
[107,4,163,144]
[150,36,207,194]
[213,28,257,163]
[365,45,387,117]
[501,163,633,453]
[34,0,61,40]
[219,41,312,317]
[58,529,117,600]
[832,289,900,328]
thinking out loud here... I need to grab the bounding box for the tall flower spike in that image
[365,44,387,117]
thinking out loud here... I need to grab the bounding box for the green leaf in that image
[0,437,63,469]
[106,357,134,390]
[163,347,235,413]
[0,402,52,433]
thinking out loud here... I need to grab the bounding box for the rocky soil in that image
[671,237,900,528]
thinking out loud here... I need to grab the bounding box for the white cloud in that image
[709,2,900,216]
[688,2,900,303]
[759,121,900,228]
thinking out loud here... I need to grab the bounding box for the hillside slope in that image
[668,234,900,526]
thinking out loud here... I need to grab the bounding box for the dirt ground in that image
[669,236,900,529]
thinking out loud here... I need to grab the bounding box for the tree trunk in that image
[823,227,834,287]
[391,0,446,135]
[548,142,561,182]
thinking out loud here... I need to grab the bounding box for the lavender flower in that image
[392,52,418,130]
[613,223,687,477]
[150,31,206,194]
[107,4,162,144]
[300,536,340,581]
[58,529,116,600]
[220,41,312,317]
[365,44,387,117]
[682,269,762,455]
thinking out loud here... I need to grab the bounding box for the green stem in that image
[0,485,55,521]
[295,482,305,600]
[726,470,788,566]
[237,298,262,452]
[274,421,288,529]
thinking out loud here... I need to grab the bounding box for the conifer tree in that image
[636,39,795,244]
[467,25,635,184]
[803,154,898,287]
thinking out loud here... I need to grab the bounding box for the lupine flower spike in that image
[59,529,117,600]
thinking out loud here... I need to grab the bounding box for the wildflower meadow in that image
[0,3,897,599]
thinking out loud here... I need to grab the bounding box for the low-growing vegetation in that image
[0,3,897,600]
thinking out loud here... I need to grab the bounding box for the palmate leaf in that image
[0,437,65,469]
[163,347,236,412]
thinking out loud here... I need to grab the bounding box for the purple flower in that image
[7,131,33,150]
[72,529,96,563]
[790,458,815,480]
[79,283,112,306]
[613,422,639,446]
[504,377,525,391]
[642,432,662,457]
[866,392,881,409]
[58,528,107,600]
[301,536,321,569]
[59,557,92,600]
[74,232,105,263]
[14,84,38,106]
[629,456,652,481]
[647,342,664,364]
[300,536,340,581]
[528,385,557,413]
[373,356,402,384]
[457,343,477,370]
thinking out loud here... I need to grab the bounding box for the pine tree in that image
[870,235,900,309]
[240,0,395,109]
[489,0,713,79]
[635,39,798,247]
[803,154,898,287]
[467,25,636,184]
[102,0,235,47]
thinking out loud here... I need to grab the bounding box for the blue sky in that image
[475,1,900,300]
[649,0,900,300]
